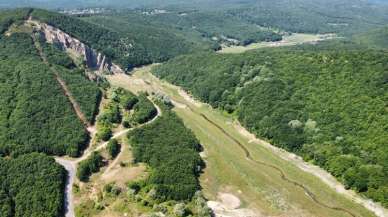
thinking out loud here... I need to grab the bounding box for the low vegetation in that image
[153,47,388,206]
[106,139,121,159]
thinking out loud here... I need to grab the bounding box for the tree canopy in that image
[128,103,203,201]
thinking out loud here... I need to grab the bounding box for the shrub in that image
[106,139,121,159]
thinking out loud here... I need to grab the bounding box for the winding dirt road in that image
[32,32,164,217]
[55,100,161,217]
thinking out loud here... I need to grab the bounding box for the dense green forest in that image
[55,66,102,123]
[0,33,88,157]
[224,0,388,35]
[131,93,158,124]
[128,103,203,201]
[83,10,281,48]
[39,39,76,69]
[153,48,388,206]
[36,33,102,123]
[0,153,66,217]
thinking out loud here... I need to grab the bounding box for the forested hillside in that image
[36,32,102,123]
[153,48,388,207]
[0,153,66,217]
[224,0,388,35]
[0,33,88,157]
[84,10,282,48]
[4,0,388,37]
[31,9,211,70]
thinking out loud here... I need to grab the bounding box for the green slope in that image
[31,9,213,69]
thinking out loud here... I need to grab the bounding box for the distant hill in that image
[353,26,388,49]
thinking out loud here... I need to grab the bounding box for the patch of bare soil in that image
[102,165,146,187]
[207,193,261,217]
[178,89,202,108]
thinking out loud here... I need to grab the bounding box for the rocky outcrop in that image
[32,20,123,74]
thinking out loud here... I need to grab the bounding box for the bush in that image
[104,183,121,196]
[96,125,113,142]
[77,152,104,182]
[106,139,121,159]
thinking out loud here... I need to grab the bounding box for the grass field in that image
[219,33,337,54]
[106,66,377,217]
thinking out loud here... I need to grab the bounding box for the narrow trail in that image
[102,102,162,177]
[54,74,91,129]
[32,33,162,217]
[32,34,92,130]
[78,101,161,163]
[171,96,357,217]
[55,100,161,217]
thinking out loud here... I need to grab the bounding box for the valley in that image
[1,2,388,217]
[107,66,387,217]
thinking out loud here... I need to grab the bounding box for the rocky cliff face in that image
[32,20,123,74]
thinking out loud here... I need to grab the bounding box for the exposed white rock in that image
[30,19,124,74]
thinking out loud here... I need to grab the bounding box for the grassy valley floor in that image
[218,33,337,54]
[106,66,381,217]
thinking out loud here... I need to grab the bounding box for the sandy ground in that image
[207,193,260,217]
[178,89,202,107]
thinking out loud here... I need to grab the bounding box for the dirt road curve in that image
[55,101,161,217]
